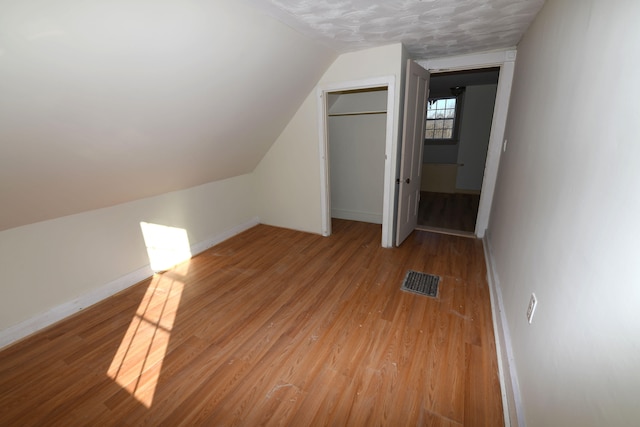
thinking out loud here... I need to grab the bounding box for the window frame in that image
[424,94,464,145]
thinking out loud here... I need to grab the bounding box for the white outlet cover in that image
[527,293,537,324]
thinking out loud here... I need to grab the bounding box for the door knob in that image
[405,178,411,184]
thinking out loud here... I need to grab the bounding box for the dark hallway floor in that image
[417,191,480,234]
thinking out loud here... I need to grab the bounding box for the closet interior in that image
[327,87,388,225]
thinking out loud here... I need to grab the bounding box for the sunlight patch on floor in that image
[107,264,187,408]
[108,223,192,408]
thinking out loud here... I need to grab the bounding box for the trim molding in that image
[331,208,383,225]
[190,217,260,255]
[483,232,525,427]
[0,216,260,350]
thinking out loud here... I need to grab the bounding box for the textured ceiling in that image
[248,0,545,58]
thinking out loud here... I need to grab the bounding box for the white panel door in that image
[396,60,430,246]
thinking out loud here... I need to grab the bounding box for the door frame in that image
[419,49,517,238]
[317,75,397,247]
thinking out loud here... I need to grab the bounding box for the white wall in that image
[254,44,404,234]
[486,1,640,426]
[328,90,388,223]
[0,174,256,346]
[456,84,497,191]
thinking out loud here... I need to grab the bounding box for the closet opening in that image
[327,87,388,231]
[317,76,397,247]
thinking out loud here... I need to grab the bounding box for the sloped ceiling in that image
[246,0,545,58]
[0,0,336,231]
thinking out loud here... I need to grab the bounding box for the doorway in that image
[417,68,500,236]
[415,50,517,239]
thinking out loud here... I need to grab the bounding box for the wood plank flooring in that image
[0,219,503,426]
[418,191,481,233]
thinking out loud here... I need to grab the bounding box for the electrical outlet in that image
[526,293,537,324]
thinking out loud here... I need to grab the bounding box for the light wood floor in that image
[418,191,481,233]
[0,220,503,426]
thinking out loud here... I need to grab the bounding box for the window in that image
[425,96,460,143]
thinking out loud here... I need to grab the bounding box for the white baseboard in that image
[0,265,153,350]
[190,216,260,255]
[483,234,525,427]
[331,208,383,224]
[0,216,260,350]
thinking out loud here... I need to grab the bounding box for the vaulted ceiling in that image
[0,0,544,231]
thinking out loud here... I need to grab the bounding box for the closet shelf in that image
[328,110,387,117]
